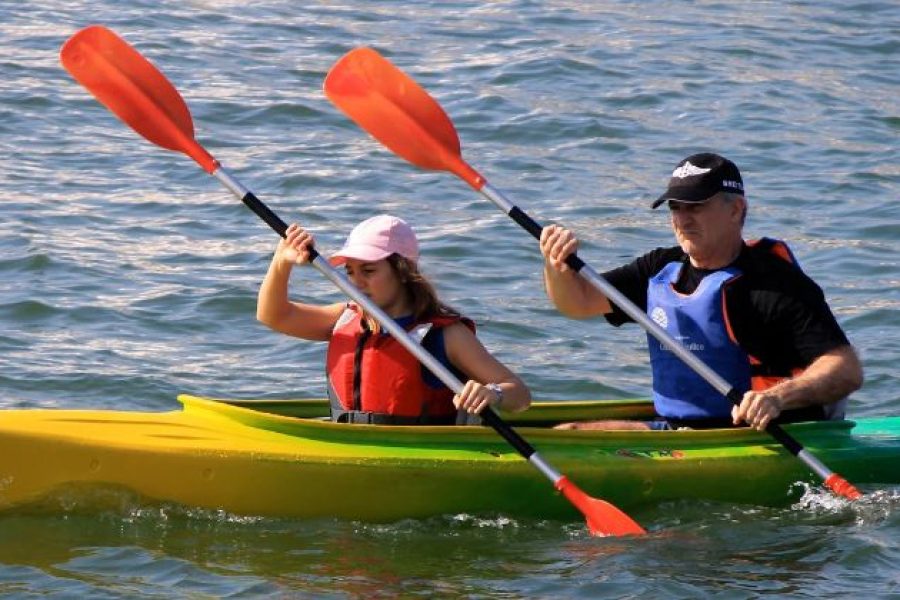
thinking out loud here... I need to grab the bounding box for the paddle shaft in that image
[477,181,847,483]
[212,168,555,476]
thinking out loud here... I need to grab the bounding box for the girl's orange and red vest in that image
[326,305,472,425]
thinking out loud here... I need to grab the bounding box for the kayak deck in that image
[0,395,897,522]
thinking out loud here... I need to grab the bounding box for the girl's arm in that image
[443,322,532,414]
[256,223,345,341]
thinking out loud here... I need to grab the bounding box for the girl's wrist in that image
[485,383,503,409]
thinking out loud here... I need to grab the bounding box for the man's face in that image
[668,194,744,261]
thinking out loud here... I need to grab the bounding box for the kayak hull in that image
[1,395,898,522]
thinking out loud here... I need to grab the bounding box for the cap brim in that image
[651,191,718,209]
[651,193,669,209]
[328,244,393,266]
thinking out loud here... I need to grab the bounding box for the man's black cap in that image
[652,153,744,209]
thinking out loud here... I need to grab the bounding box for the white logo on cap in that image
[672,161,711,179]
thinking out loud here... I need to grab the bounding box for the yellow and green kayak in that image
[1,395,897,521]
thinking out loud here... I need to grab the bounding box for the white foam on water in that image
[790,481,900,526]
[448,513,521,530]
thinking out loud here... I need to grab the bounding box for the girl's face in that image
[344,258,409,316]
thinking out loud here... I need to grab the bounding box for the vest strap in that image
[332,410,457,426]
[352,322,373,411]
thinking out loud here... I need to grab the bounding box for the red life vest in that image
[326,304,475,424]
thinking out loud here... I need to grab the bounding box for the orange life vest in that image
[326,305,475,425]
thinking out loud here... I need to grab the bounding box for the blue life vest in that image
[647,262,751,419]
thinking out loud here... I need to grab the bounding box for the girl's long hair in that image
[388,253,460,322]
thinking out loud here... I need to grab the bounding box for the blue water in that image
[1,0,899,597]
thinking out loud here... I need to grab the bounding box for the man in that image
[540,153,862,431]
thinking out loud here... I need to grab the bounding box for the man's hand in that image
[732,390,784,431]
[539,224,579,273]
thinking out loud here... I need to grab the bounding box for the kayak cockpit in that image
[179,394,659,426]
[177,394,858,447]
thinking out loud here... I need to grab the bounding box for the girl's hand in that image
[279,223,316,265]
[453,380,502,415]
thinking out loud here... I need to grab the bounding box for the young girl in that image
[257,214,531,425]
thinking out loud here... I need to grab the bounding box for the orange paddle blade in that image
[324,47,484,189]
[556,476,646,537]
[60,25,217,173]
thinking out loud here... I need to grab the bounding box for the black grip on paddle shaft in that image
[479,407,536,458]
[508,206,543,239]
[763,423,803,456]
[242,192,289,238]
[726,389,804,455]
[508,206,586,273]
[241,192,321,262]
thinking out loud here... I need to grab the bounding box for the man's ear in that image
[732,195,747,224]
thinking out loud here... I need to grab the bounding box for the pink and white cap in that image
[329,214,420,265]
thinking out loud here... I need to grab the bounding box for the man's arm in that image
[733,344,863,430]
[539,225,612,318]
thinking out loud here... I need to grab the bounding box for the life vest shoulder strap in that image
[332,303,359,331]
[332,304,474,336]
[746,237,801,268]
[428,314,476,333]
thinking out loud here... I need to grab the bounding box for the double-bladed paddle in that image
[323,47,862,502]
[60,26,646,537]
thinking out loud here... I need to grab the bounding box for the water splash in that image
[790,481,900,526]
[448,513,521,530]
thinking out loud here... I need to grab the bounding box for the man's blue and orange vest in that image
[647,238,810,421]
[326,304,474,425]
